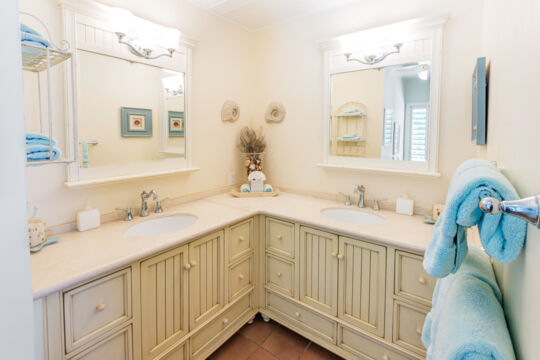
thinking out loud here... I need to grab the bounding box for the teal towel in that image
[26,144,61,160]
[21,24,41,36]
[26,132,57,146]
[240,184,251,193]
[423,159,527,278]
[422,246,515,360]
[21,31,50,49]
[81,140,89,168]
[264,184,273,192]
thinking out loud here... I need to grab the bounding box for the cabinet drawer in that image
[266,291,336,343]
[338,325,410,360]
[64,268,132,353]
[393,300,428,355]
[228,255,254,301]
[69,325,133,360]
[266,217,295,258]
[228,219,253,263]
[395,251,435,304]
[156,341,188,360]
[191,292,254,357]
[265,254,294,297]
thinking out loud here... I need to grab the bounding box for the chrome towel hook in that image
[480,194,540,228]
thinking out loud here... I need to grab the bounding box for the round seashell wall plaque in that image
[265,102,286,123]
[221,100,240,122]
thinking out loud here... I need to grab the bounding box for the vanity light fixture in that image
[344,43,403,65]
[115,32,176,60]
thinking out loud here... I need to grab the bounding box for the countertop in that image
[31,192,435,299]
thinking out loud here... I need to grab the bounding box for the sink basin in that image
[125,214,198,237]
[321,208,384,225]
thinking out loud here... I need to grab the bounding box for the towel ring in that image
[479,194,540,228]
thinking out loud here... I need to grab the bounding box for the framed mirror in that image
[321,16,447,176]
[60,0,197,187]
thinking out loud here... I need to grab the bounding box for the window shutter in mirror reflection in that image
[408,104,429,162]
[383,108,393,145]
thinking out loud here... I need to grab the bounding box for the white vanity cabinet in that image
[260,216,434,360]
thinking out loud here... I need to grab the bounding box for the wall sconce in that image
[115,32,175,60]
[344,43,403,65]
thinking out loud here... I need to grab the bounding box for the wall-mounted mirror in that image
[59,0,196,187]
[322,16,447,176]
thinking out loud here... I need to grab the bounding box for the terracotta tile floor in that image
[209,314,343,360]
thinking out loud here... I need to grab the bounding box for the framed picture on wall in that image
[121,107,153,137]
[168,111,184,137]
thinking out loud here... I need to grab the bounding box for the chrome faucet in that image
[354,184,366,208]
[140,190,158,217]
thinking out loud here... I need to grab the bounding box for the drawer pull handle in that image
[96,302,106,312]
[238,274,245,280]
[418,276,427,285]
[238,236,245,242]
[382,355,390,360]
[277,272,282,277]
[223,318,229,326]
[184,263,191,270]
[416,326,423,335]
[337,254,344,260]
[191,260,197,267]
[294,311,301,318]
[277,234,283,240]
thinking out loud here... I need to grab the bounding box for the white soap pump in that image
[395,193,414,216]
[76,199,101,231]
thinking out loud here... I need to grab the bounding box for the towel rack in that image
[480,194,540,228]
[79,140,98,145]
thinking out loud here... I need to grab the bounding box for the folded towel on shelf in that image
[423,159,527,278]
[21,24,41,36]
[26,144,61,161]
[240,184,251,193]
[26,132,57,146]
[264,184,274,192]
[422,246,515,360]
[21,31,50,49]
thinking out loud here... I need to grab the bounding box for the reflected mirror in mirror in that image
[330,62,430,162]
[78,50,186,169]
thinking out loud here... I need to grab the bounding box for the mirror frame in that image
[59,0,198,187]
[320,15,448,177]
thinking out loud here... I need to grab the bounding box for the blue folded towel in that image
[21,24,41,36]
[422,246,515,360]
[21,31,50,49]
[26,132,57,146]
[423,159,527,278]
[26,144,61,160]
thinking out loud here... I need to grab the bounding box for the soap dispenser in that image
[76,200,101,231]
[396,193,414,216]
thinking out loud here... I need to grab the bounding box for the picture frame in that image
[168,111,185,137]
[121,107,153,137]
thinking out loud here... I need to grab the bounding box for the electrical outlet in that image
[228,172,236,185]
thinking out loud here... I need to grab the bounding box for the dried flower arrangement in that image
[237,127,266,176]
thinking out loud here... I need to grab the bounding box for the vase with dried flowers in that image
[237,127,266,178]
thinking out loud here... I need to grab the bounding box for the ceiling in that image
[189,0,357,31]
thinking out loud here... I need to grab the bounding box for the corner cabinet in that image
[34,215,434,360]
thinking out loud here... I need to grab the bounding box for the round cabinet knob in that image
[238,274,245,280]
[238,236,245,242]
[96,302,106,312]
[191,260,197,267]
[184,263,191,270]
[277,234,283,240]
[418,276,427,285]
[416,326,423,335]
[337,254,344,260]
[382,355,390,360]
[222,318,229,326]
[294,311,301,318]
[331,252,337,258]
[276,272,282,277]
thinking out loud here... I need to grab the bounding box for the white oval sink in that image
[125,214,198,237]
[321,208,384,225]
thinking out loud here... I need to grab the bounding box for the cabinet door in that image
[141,245,189,360]
[299,227,338,316]
[338,236,386,337]
[189,231,225,330]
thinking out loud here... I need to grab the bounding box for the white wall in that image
[477,0,540,358]
[253,0,483,208]
[0,1,35,358]
[20,0,256,226]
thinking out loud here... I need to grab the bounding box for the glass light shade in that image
[108,7,132,34]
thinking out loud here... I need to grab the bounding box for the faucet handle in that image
[116,207,134,221]
[339,192,351,206]
[372,198,388,211]
[155,197,169,213]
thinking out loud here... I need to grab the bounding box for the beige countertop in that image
[31,192,435,299]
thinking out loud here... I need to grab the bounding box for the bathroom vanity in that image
[32,192,435,360]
